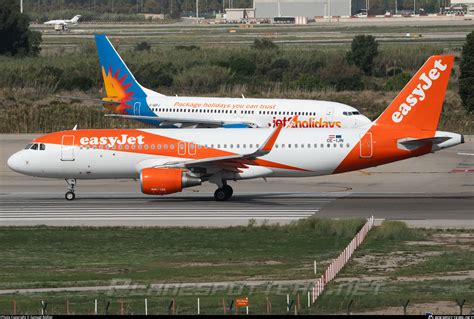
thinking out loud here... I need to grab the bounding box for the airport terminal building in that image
[254,0,352,18]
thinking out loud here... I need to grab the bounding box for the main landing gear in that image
[214,184,233,201]
[65,178,76,200]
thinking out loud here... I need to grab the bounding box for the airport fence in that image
[311,216,375,304]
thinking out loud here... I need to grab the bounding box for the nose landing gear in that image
[214,184,233,201]
[65,178,76,200]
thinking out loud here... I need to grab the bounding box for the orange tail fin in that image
[375,55,454,131]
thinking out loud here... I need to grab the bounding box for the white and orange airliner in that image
[82,34,372,129]
[8,55,463,201]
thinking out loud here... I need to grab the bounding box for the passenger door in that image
[134,102,141,116]
[359,132,373,158]
[61,135,75,161]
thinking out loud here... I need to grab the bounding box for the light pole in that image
[328,0,331,21]
[196,0,198,18]
[20,0,23,13]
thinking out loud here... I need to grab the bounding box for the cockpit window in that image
[30,143,38,150]
[25,144,33,149]
[40,143,45,150]
[343,111,361,116]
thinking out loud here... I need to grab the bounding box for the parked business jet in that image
[44,15,81,31]
[84,34,371,129]
[9,55,463,201]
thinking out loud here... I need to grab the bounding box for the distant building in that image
[449,1,474,14]
[254,0,351,18]
[225,8,256,21]
[143,13,165,20]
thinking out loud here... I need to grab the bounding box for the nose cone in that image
[7,152,21,173]
[7,151,29,175]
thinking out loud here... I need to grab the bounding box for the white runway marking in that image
[0,208,317,221]
[0,192,331,225]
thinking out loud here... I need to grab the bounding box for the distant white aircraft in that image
[44,15,81,31]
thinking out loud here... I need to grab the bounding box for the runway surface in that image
[0,192,473,227]
[1,134,473,227]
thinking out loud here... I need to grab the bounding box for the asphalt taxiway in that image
[1,134,473,227]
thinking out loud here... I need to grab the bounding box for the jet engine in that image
[140,168,201,195]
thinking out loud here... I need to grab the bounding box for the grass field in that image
[314,222,474,314]
[0,220,472,315]
[0,218,365,290]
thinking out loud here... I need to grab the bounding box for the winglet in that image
[251,125,283,157]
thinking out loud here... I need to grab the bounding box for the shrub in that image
[384,72,411,91]
[294,75,322,90]
[289,217,366,239]
[319,62,364,91]
[267,68,285,82]
[270,58,290,70]
[386,67,403,76]
[0,0,42,56]
[135,61,177,89]
[459,31,474,113]
[251,38,278,50]
[174,65,232,93]
[369,221,423,241]
[62,76,95,91]
[229,57,256,76]
[346,35,378,75]
[175,45,200,51]
[135,41,151,52]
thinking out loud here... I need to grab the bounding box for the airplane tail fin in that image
[333,55,460,175]
[95,34,162,103]
[71,15,81,24]
[374,55,454,132]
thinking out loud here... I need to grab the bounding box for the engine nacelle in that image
[140,168,201,195]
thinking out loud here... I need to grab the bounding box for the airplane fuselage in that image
[118,95,371,128]
[8,128,462,181]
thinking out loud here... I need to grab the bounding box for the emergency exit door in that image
[359,132,373,158]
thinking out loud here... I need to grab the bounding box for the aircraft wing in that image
[156,125,283,171]
[104,114,258,128]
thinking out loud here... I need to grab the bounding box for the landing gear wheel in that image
[65,178,77,201]
[222,185,233,198]
[65,191,75,201]
[214,188,228,201]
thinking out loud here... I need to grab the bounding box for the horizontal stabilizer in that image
[56,95,121,105]
[398,136,452,151]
